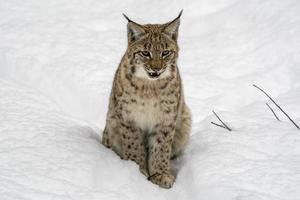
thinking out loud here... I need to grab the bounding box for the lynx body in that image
[102,11,191,188]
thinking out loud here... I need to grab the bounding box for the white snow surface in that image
[1,0,300,199]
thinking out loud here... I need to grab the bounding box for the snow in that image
[0,0,300,199]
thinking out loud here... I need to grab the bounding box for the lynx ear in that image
[123,14,145,44]
[163,10,183,41]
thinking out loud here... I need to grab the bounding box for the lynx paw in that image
[148,173,175,189]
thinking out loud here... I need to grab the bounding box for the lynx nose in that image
[151,67,163,74]
[151,67,161,72]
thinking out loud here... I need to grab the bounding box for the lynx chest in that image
[125,97,164,132]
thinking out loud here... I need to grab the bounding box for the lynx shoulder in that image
[102,11,191,189]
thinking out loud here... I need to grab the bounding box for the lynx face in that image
[124,12,181,80]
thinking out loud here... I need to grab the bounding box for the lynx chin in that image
[102,10,191,189]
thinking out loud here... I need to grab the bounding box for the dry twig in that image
[253,84,299,129]
[211,110,232,131]
[211,122,226,129]
[266,103,280,121]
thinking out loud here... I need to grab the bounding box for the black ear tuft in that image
[123,13,145,44]
[177,9,183,19]
[123,13,132,23]
[163,10,183,41]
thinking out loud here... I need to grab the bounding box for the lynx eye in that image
[161,50,170,57]
[141,51,151,57]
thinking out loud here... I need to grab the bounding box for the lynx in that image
[102,11,191,188]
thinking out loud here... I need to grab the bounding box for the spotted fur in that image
[102,11,191,188]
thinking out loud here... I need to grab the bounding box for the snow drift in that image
[0,0,300,199]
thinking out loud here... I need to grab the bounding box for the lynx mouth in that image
[147,71,160,78]
[145,68,166,79]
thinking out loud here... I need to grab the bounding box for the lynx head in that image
[124,11,182,80]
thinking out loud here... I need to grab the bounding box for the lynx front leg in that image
[119,122,148,177]
[148,125,176,188]
[172,105,192,159]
